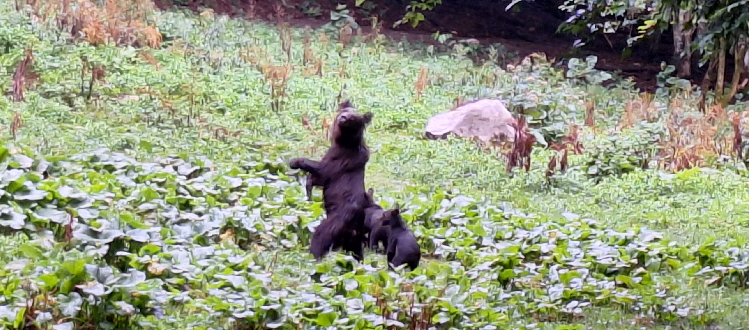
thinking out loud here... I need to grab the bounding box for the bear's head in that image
[379,203,405,229]
[330,100,373,147]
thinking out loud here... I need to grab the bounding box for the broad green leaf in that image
[37,274,60,290]
[314,312,337,327]
[35,208,69,224]
[19,244,43,259]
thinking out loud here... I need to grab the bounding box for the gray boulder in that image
[425,99,517,143]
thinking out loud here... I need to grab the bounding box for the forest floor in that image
[155,0,670,92]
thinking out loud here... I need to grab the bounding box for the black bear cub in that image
[363,188,388,252]
[382,204,421,271]
[289,100,374,261]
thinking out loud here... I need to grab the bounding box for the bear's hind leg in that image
[340,232,365,261]
[309,219,342,259]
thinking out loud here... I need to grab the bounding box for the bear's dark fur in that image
[363,188,389,253]
[363,188,383,229]
[369,219,390,253]
[289,100,374,261]
[382,204,421,271]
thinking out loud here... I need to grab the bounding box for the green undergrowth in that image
[1,147,749,330]
[1,0,749,329]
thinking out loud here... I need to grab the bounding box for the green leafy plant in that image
[297,0,322,18]
[566,56,613,86]
[1,1,749,329]
[583,122,665,180]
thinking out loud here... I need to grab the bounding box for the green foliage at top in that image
[1,1,749,329]
[358,0,748,102]
[556,0,749,61]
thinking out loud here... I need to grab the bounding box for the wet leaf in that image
[35,208,69,224]
[59,293,83,317]
[14,185,48,201]
[10,154,33,169]
[53,322,74,330]
[0,208,26,230]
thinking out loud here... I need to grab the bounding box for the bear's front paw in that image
[288,158,304,169]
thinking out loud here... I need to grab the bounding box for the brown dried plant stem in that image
[280,23,292,62]
[505,116,535,173]
[303,26,313,65]
[584,101,595,130]
[260,63,292,112]
[733,115,743,159]
[80,56,104,101]
[546,125,583,181]
[11,111,23,141]
[414,66,428,101]
[27,0,162,48]
[12,48,34,102]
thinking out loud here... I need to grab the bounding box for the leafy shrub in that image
[583,122,665,180]
[497,55,586,146]
[566,55,613,86]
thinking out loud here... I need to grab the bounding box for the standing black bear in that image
[382,204,421,271]
[289,100,374,261]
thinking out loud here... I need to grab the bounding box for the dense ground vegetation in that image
[2,0,749,329]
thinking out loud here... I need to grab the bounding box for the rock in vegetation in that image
[425,99,517,143]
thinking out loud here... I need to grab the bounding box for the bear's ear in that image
[391,204,400,216]
[338,100,353,112]
[362,112,373,124]
[395,203,407,213]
